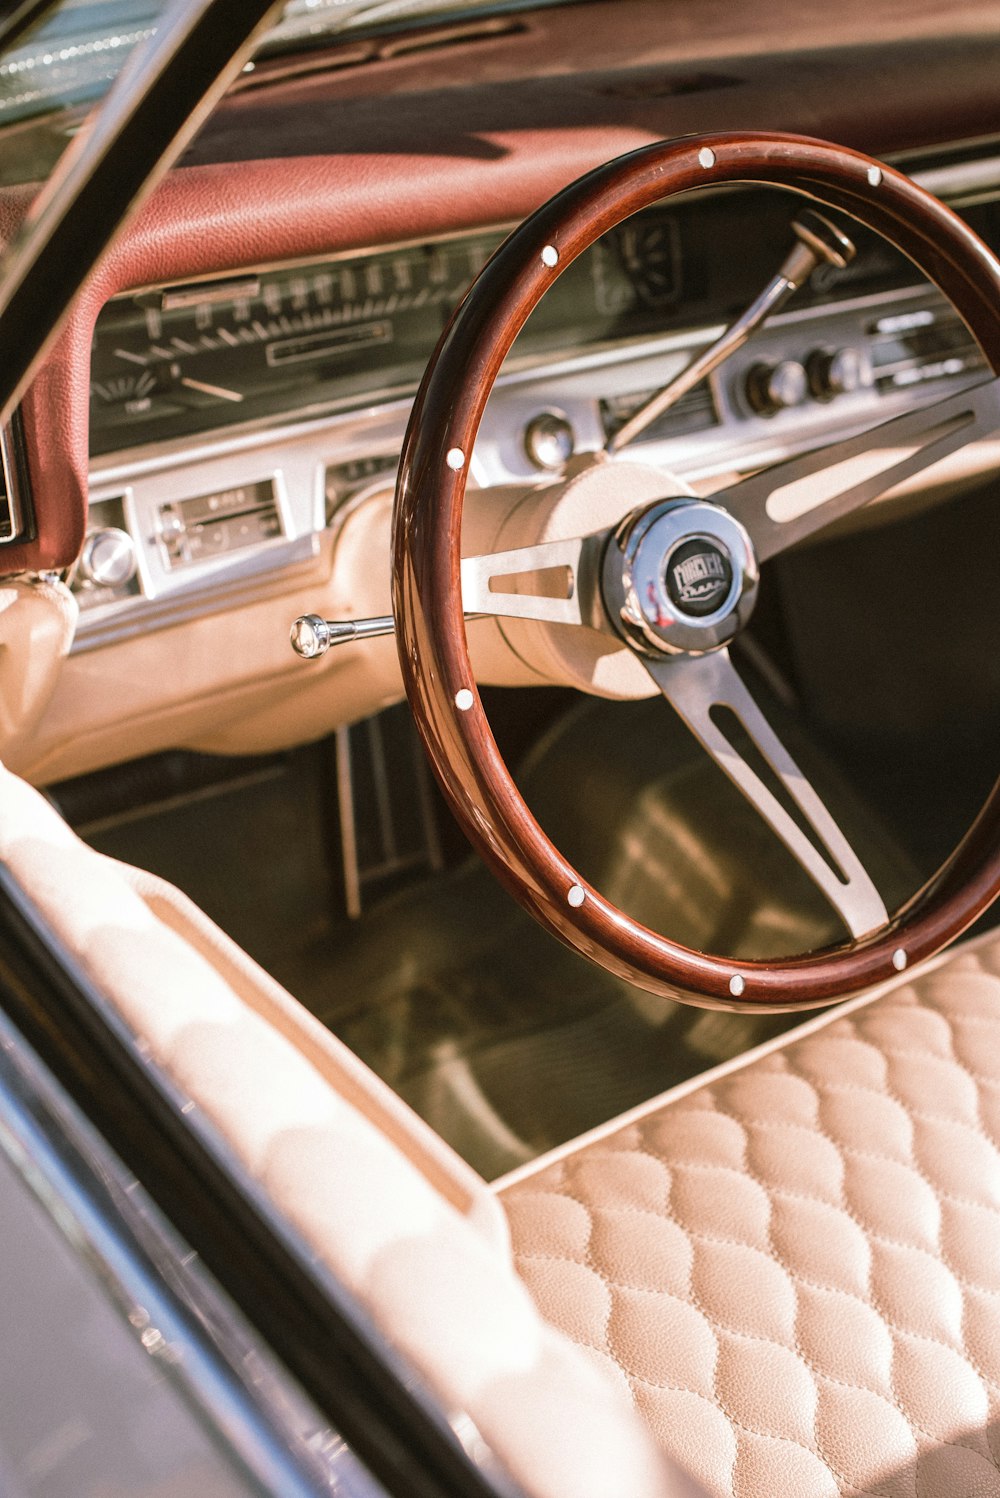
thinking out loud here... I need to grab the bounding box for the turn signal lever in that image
[606,209,857,453]
[291,608,489,658]
[290,613,396,658]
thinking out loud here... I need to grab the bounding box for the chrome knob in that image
[290,612,398,658]
[524,411,575,471]
[790,209,856,272]
[290,614,334,658]
[806,345,873,401]
[745,359,808,416]
[79,527,137,589]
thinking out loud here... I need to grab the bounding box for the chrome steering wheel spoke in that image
[644,647,888,940]
[459,531,608,628]
[717,374,1000,562]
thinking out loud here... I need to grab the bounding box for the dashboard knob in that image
[523,411,575,471]
[744,359,808,416]
[806,345,873,401]
[79,527,137,589]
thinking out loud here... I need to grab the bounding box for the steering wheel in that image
[392,132,1000,1012]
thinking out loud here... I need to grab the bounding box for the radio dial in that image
[807,345,872,401]
[79,527,138,590]
[745,359,808,416]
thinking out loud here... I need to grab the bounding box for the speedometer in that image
[89,237,501,455]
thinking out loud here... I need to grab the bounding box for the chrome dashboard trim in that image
[912,153,1000,204]
[0,424,25,544]
[106,221,517,302]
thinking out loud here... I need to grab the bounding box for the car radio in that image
[156,478,284,569]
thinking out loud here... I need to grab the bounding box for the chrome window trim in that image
[0,1004,345,1498]
[0,423,26,544]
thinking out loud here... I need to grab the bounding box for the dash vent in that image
[601,380,717,445]
[236,17,525,90]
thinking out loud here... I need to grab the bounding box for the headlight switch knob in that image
[807,345,873,400]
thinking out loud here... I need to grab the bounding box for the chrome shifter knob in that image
[290,614,334,658]
[290,612,398,658]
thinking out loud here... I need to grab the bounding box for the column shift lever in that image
[606,209,856,454]
[290,609,487,658]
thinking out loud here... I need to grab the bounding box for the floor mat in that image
[308,683,917,1177]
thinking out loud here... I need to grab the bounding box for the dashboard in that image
[3,0,1000,786]
[75,179,991,650]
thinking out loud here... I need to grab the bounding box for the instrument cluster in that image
[88,185,916,460]
[89,210,690,458]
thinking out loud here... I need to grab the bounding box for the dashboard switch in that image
[744,359,808,415]
[524,411,575,470]
[806,345,873,401]
[80,527,138,589]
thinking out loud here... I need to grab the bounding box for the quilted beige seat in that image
[499,948,1000,1497]
[7,756,1000,1498]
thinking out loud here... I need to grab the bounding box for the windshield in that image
[0,0,582,130]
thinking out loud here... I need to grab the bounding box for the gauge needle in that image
[179,376,244,402]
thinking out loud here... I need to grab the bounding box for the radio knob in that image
[806,345,872,401]
[744,359,808,416]
[80,527,137,589]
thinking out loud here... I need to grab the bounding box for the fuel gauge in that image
[89,366,185,433]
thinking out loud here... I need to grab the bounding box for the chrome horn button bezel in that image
[603,497,760,655]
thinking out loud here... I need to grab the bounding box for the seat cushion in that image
[0,763,702,1498]
[500,938,1000,1497]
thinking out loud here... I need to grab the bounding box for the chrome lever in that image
[606,210,856,454]
[290,613,396,658]
[290,609,487,659]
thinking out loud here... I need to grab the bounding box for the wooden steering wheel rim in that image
[391,131,1000,1012]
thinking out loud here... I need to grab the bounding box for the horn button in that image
[603,498,759,656]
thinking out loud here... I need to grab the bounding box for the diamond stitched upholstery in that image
[500,947,1000,1497]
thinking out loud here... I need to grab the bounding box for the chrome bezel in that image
[0,423,26,544]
